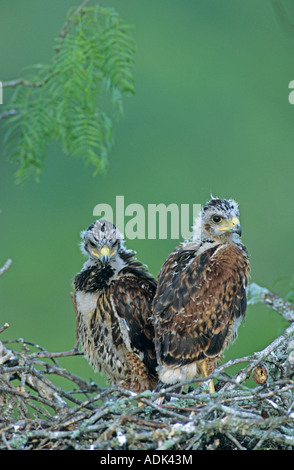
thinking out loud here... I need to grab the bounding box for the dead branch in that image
[0,0,91,122]
[248,282,294,322]
[0,259,12,277]
[0,282,293,450]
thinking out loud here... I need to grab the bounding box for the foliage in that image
[1,4,136,182]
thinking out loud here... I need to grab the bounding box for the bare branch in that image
[0,323,10,335]
[248,282,294,322]
[0,109,24,120]
[58,0,91,39]
[219,320,294,391]
[0,259,12,277]
[1,0,91,96]
[2,79,45,89]
[0,281,294,449]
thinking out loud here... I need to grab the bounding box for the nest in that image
[0,282,294,451]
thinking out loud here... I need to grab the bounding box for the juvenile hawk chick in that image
[153,197,250,393]
[73,219,158,392]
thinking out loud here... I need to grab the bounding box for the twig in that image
[2,0,92,91]
[0,109,24,120]
[0,259,12,277]
[1,281,294,449]
[26,348,82,360]
[220,320,294,391]
[59,0,91,39]
[2,79,45,89]
[224,432,246,450]
[0,323,10,335]
[248,282,294,322]
[0,0,92,122]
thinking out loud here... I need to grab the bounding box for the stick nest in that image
[0,282,294,450]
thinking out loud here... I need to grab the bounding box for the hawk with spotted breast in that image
[73,219,158,393]
[152,197,250,392]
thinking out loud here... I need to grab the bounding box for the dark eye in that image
[212,215,222,223]
[88,240,96,248]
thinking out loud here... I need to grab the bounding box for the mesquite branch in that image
[0,282,293,450]
[0,0,91,121]
[247,282,294,322]
[0,259,12,277]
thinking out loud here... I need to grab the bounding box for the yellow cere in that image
[100,246,111,258]
[91,246,115,258]
[231,216,240,227]
[218,216,240,232]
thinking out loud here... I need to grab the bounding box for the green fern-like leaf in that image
[2,5,136,182]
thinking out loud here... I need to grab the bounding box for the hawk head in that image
[193,197,242,243]
[81,219,126,267]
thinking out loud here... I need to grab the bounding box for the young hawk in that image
[152,197,250,393]
[73,219,158,393]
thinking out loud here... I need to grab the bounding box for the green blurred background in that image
[0,0,294,386]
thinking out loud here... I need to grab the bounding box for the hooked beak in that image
[101,254,110,266]
[91,246,113,266]
[218,216,242,236]
[230,216,242,236]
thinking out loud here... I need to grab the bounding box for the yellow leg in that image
[198,359,215,393]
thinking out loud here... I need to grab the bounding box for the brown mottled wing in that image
[153,244,249,368]
[110,274,158,377]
